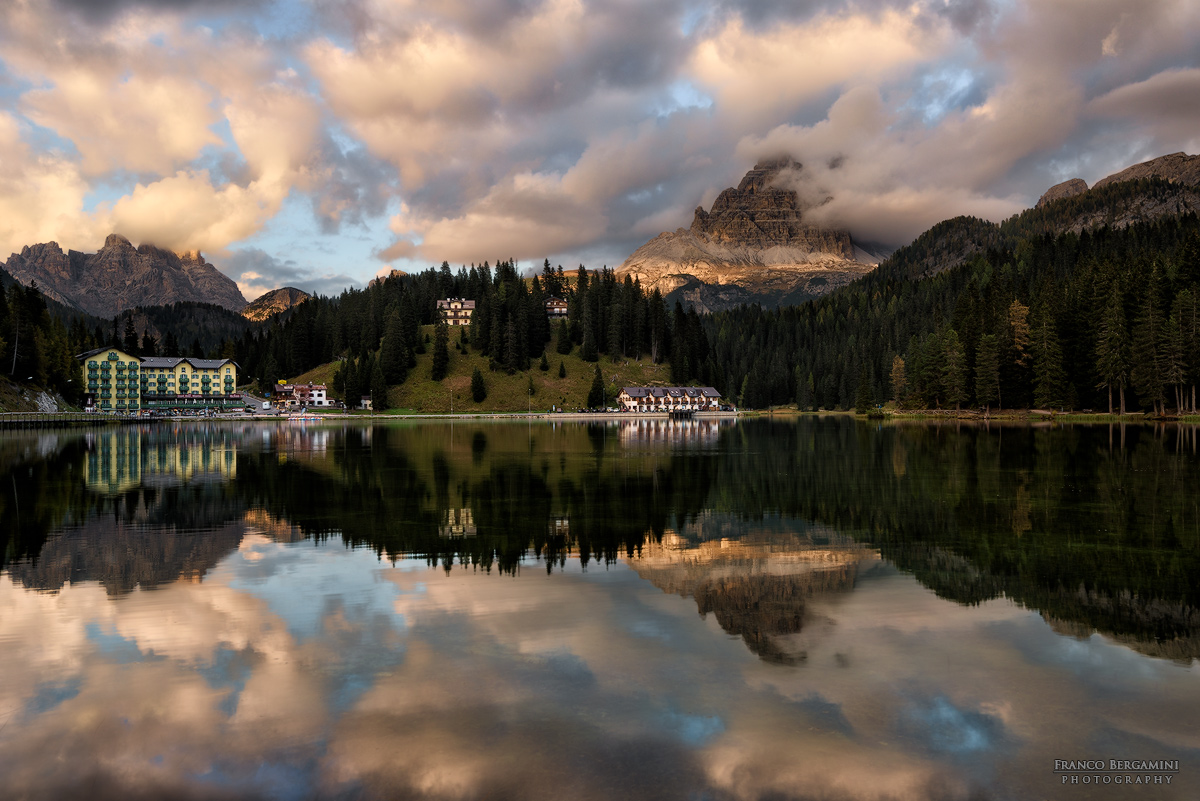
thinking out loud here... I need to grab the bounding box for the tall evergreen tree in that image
[123,315,139,355]
[471,367,487,402]
[975,333,1000,411]
[431,319,450,381]
[371,357,388,411]
[1095,284,1129,414]
[889,355,907,405]
[380,311,408,384]
[587,364,605,408]
[1032,311,1068,410]
[941,329,969,410]
[556,319,572,355]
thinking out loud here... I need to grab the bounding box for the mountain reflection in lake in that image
[1,418,1198,800]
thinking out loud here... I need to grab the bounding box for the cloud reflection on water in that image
[2,527,1197,800]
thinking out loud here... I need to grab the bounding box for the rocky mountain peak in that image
[1093,151,1200,189]
[617,157,874,312]
[242,286,311,321]
[736,156,802,192]
[1037,178,1089,208]
[3,233,247,315]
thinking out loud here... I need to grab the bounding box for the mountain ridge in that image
[3,233,247,317]
[242,286,311,321]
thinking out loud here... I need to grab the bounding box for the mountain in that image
[242,286,311,321]
[616,158,884,313]
[3,233,247,316]
[886,153,1200,280]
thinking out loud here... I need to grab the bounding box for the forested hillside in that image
[238,260,712,404]
[710,208,1200,413]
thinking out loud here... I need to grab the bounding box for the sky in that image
[0,0,1197,301]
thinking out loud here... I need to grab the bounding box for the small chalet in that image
[617,386,722,412]
[545,297,568,319]
[437,298,475,326]
[273,383,329,408]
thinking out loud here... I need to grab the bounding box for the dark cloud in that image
[50,0,268,23]
[223,247,359,299]
[936,0,995,35]
[311,138,396,235]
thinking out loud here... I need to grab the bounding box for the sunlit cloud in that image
[0,0,1197,288]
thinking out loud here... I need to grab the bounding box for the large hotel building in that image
[78,347,242,412]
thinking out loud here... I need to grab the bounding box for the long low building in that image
[78,347,243,412]
[618,386,722,412]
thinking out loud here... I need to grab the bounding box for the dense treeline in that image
[0,281,87,403]
[708,211,1200,412]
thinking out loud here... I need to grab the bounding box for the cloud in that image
[224,247,360,300]
[1088,67,1200,152]
[0,113,106,257]
[1,0,1199,284]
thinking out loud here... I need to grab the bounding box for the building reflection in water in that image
[617,417,734,448]
[440,508,477,538]
[84,425,240,493]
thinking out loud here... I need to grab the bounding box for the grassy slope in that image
[290,325,675,413]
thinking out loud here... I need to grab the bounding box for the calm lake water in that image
[1,417,1198,800]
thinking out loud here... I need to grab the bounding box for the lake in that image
[1,417,1197,800]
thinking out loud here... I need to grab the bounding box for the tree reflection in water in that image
[2,417,1199,661]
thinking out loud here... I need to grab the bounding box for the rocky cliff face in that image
[1036,178,1089,207]
[242,286,311,321]
[617,158,880,313]
[1093,151,1200,189]
[3,233,247,316]
[627,525,879,664]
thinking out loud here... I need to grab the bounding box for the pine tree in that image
[1095,284,1129,414]
[556,319,572,355]
[431,319,450,381]
[587,364,605,408]
[854,367,873,414]
[941,329,969,410]
[580,306,598,362]
[538,351,549,371]
[889,355,907,405]
[381,311,408,384]
[471,367,487,402]
[371,357,388,412]
[123,315,139,355]
[1032,312,1068,410]
[558,360,566,379]
[1131,292,1166,414]
[974,334,1000,411]
[1163,314,1186,413]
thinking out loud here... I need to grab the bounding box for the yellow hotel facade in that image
[78,347,242,412]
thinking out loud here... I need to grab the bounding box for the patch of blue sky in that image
[655,80,714,118]
[232,192,402,290]
[660,708,725,747]
[0,59,34,105]
[905,695,1003,755]
[195,646,254,717]
[22,676,83,718]
[81,180,133,214]
[679,3,709,37]
[227,536,410,643]
[14,114,81,160]
[906,64,983,127]
[85,621,164,664]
